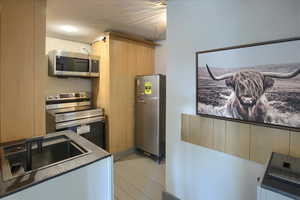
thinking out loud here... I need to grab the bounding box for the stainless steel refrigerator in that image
[135,74,166,161]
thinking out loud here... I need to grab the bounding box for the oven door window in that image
[56,56,89,72]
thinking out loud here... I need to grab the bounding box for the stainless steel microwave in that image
[48,50,100,78]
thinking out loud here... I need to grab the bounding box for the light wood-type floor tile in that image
[114,153,165,200]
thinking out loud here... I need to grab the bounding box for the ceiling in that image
[46,0,167,43]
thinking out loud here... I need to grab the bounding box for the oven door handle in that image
[56,116,105,130]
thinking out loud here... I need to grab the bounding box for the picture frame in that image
[196,37,300,131]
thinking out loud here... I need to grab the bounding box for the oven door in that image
[56,117,106,149]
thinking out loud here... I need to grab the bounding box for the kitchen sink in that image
[1,135,90,181]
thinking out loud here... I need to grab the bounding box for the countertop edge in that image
[0,131,111,199]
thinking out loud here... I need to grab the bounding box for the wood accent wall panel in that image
[181,114,190,141]
[212,119,226,152]
[181,114,300,164]
[181,115,225,152]
[189,115,213,148]
[225,121,251,159]
[0,0,46,143]
[290,131,300,158]
[250,126,290,164]
[92,32,155,153]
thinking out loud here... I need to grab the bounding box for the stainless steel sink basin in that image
[1,135,90,181]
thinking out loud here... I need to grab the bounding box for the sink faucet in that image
[25,136,44,171]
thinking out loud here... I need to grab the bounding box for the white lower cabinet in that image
[3,156,113,200]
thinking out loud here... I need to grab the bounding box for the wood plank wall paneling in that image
[182,114,225,152]
[212,119,226,152]
[181,114,190,141]
[225,121,251,160]
[290,131,300,158]
[189,115,213,148]
[181,114,300,164]
[92,32,155,153]
[250,126,290,164]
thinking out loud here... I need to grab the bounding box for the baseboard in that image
[113,148,136,161]
[162,191,181,200]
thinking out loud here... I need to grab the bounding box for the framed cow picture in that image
[196,37,300,130]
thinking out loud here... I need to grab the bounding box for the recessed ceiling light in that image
[60,25,78,33]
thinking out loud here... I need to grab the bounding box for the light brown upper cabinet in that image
[0,0,46,143]
[92,32,155,154]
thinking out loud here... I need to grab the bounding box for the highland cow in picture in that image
[197,63,300,128]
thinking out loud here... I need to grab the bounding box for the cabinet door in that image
[0,0,46,143]
[81,122,106,149]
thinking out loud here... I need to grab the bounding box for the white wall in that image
[155,40,167,74]
[45,37,92,96]
[166,1,300,200]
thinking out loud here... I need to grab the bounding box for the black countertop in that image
[0,130,111,199]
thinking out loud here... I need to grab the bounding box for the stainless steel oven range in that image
[46,92,105,149]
